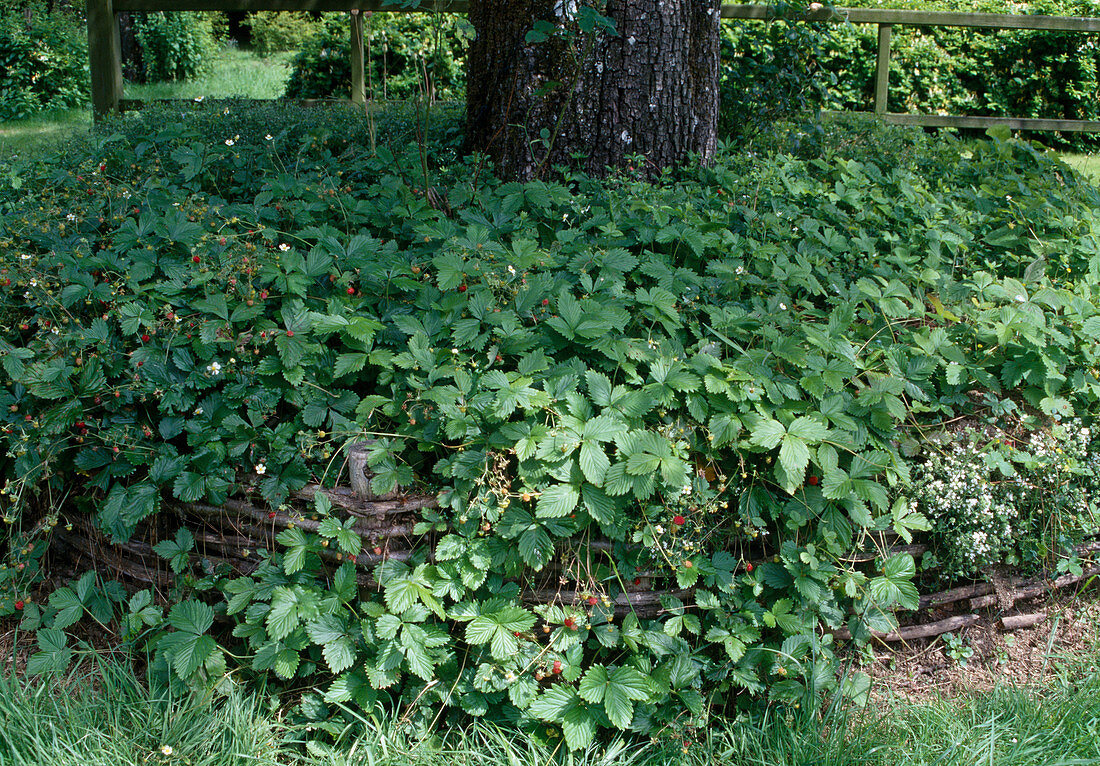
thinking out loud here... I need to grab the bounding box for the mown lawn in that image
[0,48,294,158]
[1062,153,1100,182]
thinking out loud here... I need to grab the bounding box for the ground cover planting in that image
[1,103,1099,750]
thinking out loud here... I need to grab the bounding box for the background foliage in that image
[246,11,322,58]
[284,13,471,102]
[719,0,1100,147]
[0,2,88,122]
[133,12,218,83]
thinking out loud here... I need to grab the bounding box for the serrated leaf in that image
[562,705,597,750]
[578,441,610,485]
[779,434,811,480]
[168,600,213,635]
[750,419,786,450]
[536,483,580,518]
[530,685,579,722]
[323,636,357,674]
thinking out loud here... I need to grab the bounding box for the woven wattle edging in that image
[51,444,1100,633]
[833,559,1100,642]
[54,481,693,618]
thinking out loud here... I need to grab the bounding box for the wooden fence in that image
[88,0,1100,132]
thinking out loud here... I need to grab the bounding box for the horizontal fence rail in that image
[88,1,1100,132]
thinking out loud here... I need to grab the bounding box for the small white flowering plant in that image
[914,421,1100,580]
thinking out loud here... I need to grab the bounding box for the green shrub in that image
[913,423,1100,579]
[719,3,837,143]
[284,13,470,101]
[0,4,88,121]
[246,11,321,57]
[4,107,1100,747]
[134,11,217,83]
[817,0,1100,148]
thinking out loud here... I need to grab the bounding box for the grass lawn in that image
[0,48,294,159]
[126,48,295,102]
[1061,153,1100,182]
[3,643,1099,766]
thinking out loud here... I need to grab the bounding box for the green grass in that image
[0,48,295,159]
[3,653,1100,766]
[0,657,285,766]
[0,108,91,160]
[126,48,295,102]
[1061,153,1100,183]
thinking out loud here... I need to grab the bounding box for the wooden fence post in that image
[87,0,123,120]
[350,10,366,105]
[873,23,892,116]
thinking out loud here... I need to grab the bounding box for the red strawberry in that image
[746,563,754,573]
[564,617,577,630]
[347,287,356,295]
[587,596,597,606]
[673,515,685,526]
[684,560,693,569]
[634,577,642,586]
[14,600,24,611]
[268,511,277,519]
[141,334,150,342]
[807,475,820,486]
[458,284,467,292]
[552,660,562,674]
[373,546,383,556]
[541,298,549,306]
[286,330,294,337]
[192,255,200,263]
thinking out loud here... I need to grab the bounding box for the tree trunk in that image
[465,0,720,180]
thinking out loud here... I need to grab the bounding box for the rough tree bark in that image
[465,0,721,180]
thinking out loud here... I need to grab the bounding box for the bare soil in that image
[865,586,1100,702]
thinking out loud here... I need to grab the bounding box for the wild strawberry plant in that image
[2,104,1100,748]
